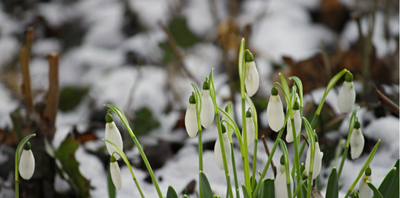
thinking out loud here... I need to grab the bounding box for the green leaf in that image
[325,167,338,198]
[367,181,383,198]
[168,17,200,48]
[378,160,399,198]
[107,164,116,198]
[289,76,303,107]
[55,135,90,198]
[166,186,178,198]
[191,83,202,116]
[242,184,250,198]
[200,171,214,198]
[259,178,275,198]
[132,107,160,136]
[59,87,88,112]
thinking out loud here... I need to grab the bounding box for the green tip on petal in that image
[110,155,117,163]
[225,105,229,112]
[24,142,31,150]
[221,124,226,133]
[345,73,353,82]
[293,101,300,110]
[246,109,252,118]
[202,79,210,90]
[302,170,308,180]
[245,51,254,62]
[106,113,113,123]
[354,121,360,129]
[189,93,196,104]
[280,155,285,165]
[271,87,278,96]
[365,166,372,176]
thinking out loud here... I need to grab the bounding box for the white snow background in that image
[0,0,398,197]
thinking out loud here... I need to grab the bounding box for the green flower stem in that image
[231,144,240,198]
[291,118,302,186]
[103,104,162,198]
[344,140,381,197]
[338,106,360,178]
[15,134,36,198]
[104,139,144,198]
[303,118,316,198]
[244,93,259,191]
[252,113,290,197]
[279,140,293,198]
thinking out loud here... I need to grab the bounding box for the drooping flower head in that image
[286,101,302,143]
[200,79,214,129]
[245,108,255,147]
[214,125,231,170]
[305,135,324,180]
[19,142,35,180]
[185,93,198,138]
[359,166,372,198]
[110,155,122,190]
[337,73,356,113]
[105,113,123,160]
[267,87,285,132]
[350,121,364,159]
[244,51,259,97]
[275,155,293,198]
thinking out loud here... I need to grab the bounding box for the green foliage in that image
[107,165,116,198]
[55,135,90,198]
[325,167,338,198]
[59,87,88,112]
[259,178,275,198]
[378,160,399,198]
[132,107,160,136]
[200,171,214,198]
[367,181,383,198]
[166,186,178,198]
[242,185,250,198]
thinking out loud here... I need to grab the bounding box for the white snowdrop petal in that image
[246,117,255,147]
[286,121,294,143]
[214,133,231,170]
[286,110,302,143]
[350,128,365,159]
[275,165,293,198]
[105,122,124,160]
[245,62,259,97]
[305,142,324,179]
[337,82,355,113]
[267,95,285,132]
[110,162,122,190]
[200,90,215,129]
[359,176,372,198]
[19,149,35,180]
[185,104,198,138]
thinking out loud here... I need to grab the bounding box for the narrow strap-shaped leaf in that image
[259,178,275,198]
[191,83,202,115]
[289,76,303,107]
[242,184,250,198]
[200,171,214,198]
[325,167,338,198]
[378,159,399,198]
[166,186,178,198]
[367,181,383,198]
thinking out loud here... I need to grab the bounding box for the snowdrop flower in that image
[214,125,231,170]
[267,87,285,132]
[245,109,255,147]
[244,51,259,97]
[110,155,122,190]
[359,167,372,198]
[19,142,35,180]
[350,121,364,159]
[337,73,356,113]
[185,94,198,138]
[200,80,214,129]
[275,156,293,198]
[286,101,301,143]
[305,140,324,180]
[105,113,123,160]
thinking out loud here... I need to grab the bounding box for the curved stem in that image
[231,144,240,198]
[15,134,36,198]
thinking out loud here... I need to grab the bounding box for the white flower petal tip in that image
[214,133,231,170]
[19,148,35,180]
[275,165,294,198]
[359,173,372,198]
[305,142,323,180]
[245,61,259,97]
[286,110,301,143]
[105,122,124,160]
[185,103,198,138]
[200,90,214,129]
[246,116,255,147]
[267,94,285,132]
[337,81,355,113]
[350,126,364,160]
[110,161,122,190]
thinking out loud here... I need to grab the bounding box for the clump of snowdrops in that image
[15,38,399,198]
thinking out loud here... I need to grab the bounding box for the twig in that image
[373,84,399,116]
[261,135,277,177]
[158,22,200,85]
[20,47,34,118]
[43,53,59,136]
[301,134,309,147]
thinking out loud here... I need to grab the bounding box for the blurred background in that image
[0,0,398,197]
